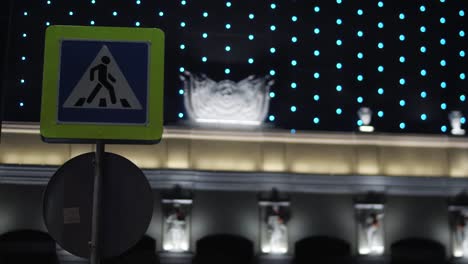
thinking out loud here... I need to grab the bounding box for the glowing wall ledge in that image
[3,166,468,197]
[2,122,468,177]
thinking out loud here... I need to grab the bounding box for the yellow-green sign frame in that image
[40,26,164,144]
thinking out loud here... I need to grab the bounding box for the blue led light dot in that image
[270,70,276,76]
[112,11,117,16]
[440,60,446,67]
[357,75,364,82]
[270,25,276,31]
[269,115,275,122]
[336,39,342,46]
[291,82,297,89]
[400,122,406,129]
[19,102,24,107]
[357,31,364,37]
[225,46,231,52]
[270,3,276,9]
[357,52,364,59]
[314,50,320,56]
[421,114,427,121]
[399,56,405,63]
[314,95,320,101]
[249,14,255,19]
[269,92,275,98]
[203,12,208,17]
[378,88,384,95]
[378,42,384,49]
[178,113,184,118]
[336,85,343,92]
[159,11,164,17]
[291,106,297,112]
[420,69,427,76]
[248,58,254,64]
[357,120,363,126]
[270,47,276,53]
[357,96,363,103]
[291,16,298,22]
[399,13,405,20]
[357,9,363,16]
[421,91,427,98]
[179,89,184,95]
[441,126,447,133]
[461,51,466,57]
[399,34,405,41]
[460,31,466,37]
[420,26,426,33]
[378,22,384,29]
[135,21,140,27]
[460,10,465,17]
[441,82,447,89]
[440,17,446,24]
[314,28,320,34]
[313,117,320,124]
[378,111,384,118]
[226,1,232,7]
[336,63,343,69]
[461,94,466,102]
[314,72,320,79]
[420,46,427,53]
[440,38,446,45]
[336,18,342,25]
[336,108,343,115]
[225,23,231,29]
[399,100,406,107]
[378,1,384,8]
[461,73,466,80]
[181,0,186,5]
[314,6,320,12]
[291,60,297,66]
[225,68,231,74]
[202,56,207,62]
[420,5,426,12]
[22,33,27,38]
[378,66,384,72]
[179,67,185,73]
[291,36,298,43]
[441,103,447,110]
[399,78,405,85]
[180,44,186,50]
[248,34,254,40]
[90,20,95,25]
[202,33,208,38]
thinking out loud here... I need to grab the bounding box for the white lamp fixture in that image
[357,107,374,132]
[161,187,192,253]
[355,203,385,256]
[180,71,274,126]
[449,205,468,258]
[449,111,465,135]
[258,189,290,255]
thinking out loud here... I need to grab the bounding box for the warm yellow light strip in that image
[2,122,468,148]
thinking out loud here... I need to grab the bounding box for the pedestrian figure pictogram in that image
[63,45,143,110]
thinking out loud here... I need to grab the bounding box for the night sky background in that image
[1,0,467,134]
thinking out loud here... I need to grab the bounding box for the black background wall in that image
[0,184,453,256]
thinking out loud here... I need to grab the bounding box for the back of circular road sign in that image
[43,152,154,258]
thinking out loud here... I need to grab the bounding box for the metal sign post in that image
[90,141,104,264]
[40,26,163,263]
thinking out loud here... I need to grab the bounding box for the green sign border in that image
[40,26,164,143]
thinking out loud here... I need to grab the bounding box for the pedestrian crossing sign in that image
[40,26,164,143]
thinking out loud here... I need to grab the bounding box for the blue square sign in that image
[40,26,164,143]
[58,40,149,124]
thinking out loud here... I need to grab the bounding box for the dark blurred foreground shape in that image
[293,236,354,264]
[0,230,59,264]
[193,234,255,264]
[390,237,447,264]
[103,235,160,264]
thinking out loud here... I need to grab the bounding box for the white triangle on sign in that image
[63,45,143,110]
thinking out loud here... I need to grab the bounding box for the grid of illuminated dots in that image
[10,0,467,134]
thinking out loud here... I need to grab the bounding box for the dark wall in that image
[0,184,454,256]
[0,184,46,234]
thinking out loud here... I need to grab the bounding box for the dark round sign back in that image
[43,152,153,259]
